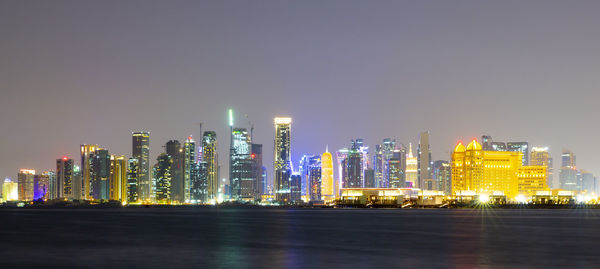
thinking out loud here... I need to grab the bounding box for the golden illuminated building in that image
[320,147,334,202]
[451,139,547,199]
[3,178,19,201]
[530,147,552,187]
[18,169,36,201]
[517,166,548,196]
[405,143,418,187]
[110,155,128,201]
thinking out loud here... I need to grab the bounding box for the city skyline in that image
[2,1,600,182]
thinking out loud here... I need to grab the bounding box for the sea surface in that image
[1,207,600,268]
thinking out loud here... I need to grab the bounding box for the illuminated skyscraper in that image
[230,128,256,200]
[274,117,292,203]
[581,171,597,194]
[190,161,207,203]
[290,173,302,203]
[72,165,81,200]
[154,153,172,203]
[433,160,451,194]
[2,178,18,201]
[507,142,529,166]
[418,131,432,189]
[336,148,349,195]
[127,158,139,203]
[90,148,110,200]
[405,143,418,188]
[530,147,553,188]
[166,140,184,203]
[388,158,403,188]
[202,131,219,201]
[373,144,383,187]
[33,173,50,200]
[344,142,363,188]
[80,144,99,200]
[132,132,150,201]
[109,155,127,201]
[320,147,334,202]
[17,169,35,201]
[381,139,396,188]
[392,144,406,187]
[560,149,578,191]
[183,136,196,202]
[309,161,322,201]
[56,157,74,199]
[481,135,493,150]
[300,154,319,198]
[252,143,264,196]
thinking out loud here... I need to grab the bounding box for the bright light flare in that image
[515,195,527,204]
[478,194,490,204]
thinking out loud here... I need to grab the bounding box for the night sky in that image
[2,0,600,184]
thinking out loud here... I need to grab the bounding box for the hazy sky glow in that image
[1,0,600,183]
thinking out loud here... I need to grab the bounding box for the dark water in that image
[1,208,600,268]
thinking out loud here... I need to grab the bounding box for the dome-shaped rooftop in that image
[466,139,482,150]
[454,142,466,153]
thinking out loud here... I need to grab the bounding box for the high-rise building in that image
[481,135,493,150]
[2,178,18,201]
[336,148,349,195]
[252,144,264,197]
[418,131,432,189]
[290,173,302,203]
[33,173,50,201]
[320,148,334,202]
[309,161,322,201]
[381,139,396,188]
[581,171,597,194]
[154,153,172,203]
[559,149,578,191]
[388,158,403,188]
[190,161,208,203]
[17,169,35,201]
[274,117,292,203]
[530,147,552,188]
[344,143,363,188]
[56,157,74,199]
[300,154,319,198]
[405,143,418,188]
[183,136,196,202]
[90,148,110,200]
[373,144,383,188]
[202,131,219,202]
[433,160,451,194]
[132,132,150,202]
[80,144,99,200]
[364,168,376,188]
[72,165,82,200]
[507,142,529,166]
[166,140,184,203]
[109,155,127,201]
[45,171,56,200]
[230,128,256,200]
[451,139,546,199]
[126,158,139,203]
